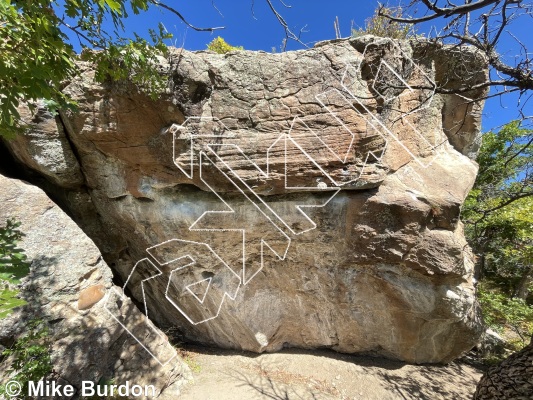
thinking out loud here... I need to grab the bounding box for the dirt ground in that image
[177,346,484,400]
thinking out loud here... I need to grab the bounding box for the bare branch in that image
[474,191,533,224]
[378,0,503,23]
[490,0,509,47]
[152,1,225,32]
[58,19,103,49]
[251,0,258,20]
[211,0,224,18]
[381,1,533,97]
[464,0,471,35]
[278,0,293,8]
[502,135,533,169]
[265,0,309,49]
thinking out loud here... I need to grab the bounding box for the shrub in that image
[478,283,533,350]
[352,7,413,39]
[0,320,52,399]
[207,37,244,54]
[0,219,29,319]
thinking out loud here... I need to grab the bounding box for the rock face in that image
[474,337,533,399]
[3,36,488,363]
[0,174,191,398]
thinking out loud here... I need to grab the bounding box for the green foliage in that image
[0,0,77,138]
[0,0,173,138]
[81,24,172,100]
[463,122,532,297]
[470,121,532,199]
[352,7,413,39]
[207,37,244,54]
[478,284,533,349]
[0,287,27,320]
[462,121,532,352]
[0,219,30,284]
[0,219,29,319]
[181,351,201,373]
[0,320,52,399]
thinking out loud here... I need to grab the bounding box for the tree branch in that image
[265,0,309,49]
[152,1,225,32]
[474,190,533,224]
[382,1,533,94]
[378,0,505,23]
[502,135,533,169]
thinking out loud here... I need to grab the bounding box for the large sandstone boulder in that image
[2,36,488,363]
[0,174,191,399]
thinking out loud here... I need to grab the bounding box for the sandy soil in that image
[177,346,484,400]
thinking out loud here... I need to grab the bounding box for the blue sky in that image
[111,1,379,51]
[65,0,532,132]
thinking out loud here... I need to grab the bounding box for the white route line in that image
[356,37,437,113]
[194,150,291,284]
[103,258,177,366]
[160,239,242,325]
[208,142,339,237]
[373,60,415,103]
[113,38,447,363]
[170,117,236,179]
[186,277,212,304]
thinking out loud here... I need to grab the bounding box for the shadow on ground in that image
[178,345,484,400]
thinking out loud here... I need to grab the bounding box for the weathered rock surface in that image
[474,336,533,399]
[5,101,84,188]
[3,36,488,363]
[0,174,191,399]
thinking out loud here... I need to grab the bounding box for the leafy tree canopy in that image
[462,122,532,300]
[0,0,198,139]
